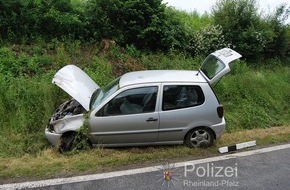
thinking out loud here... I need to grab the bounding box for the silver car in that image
[45,48,241,151]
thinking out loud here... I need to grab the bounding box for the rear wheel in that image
[185,128,214,148]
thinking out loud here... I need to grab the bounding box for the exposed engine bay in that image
[49,99,86,122]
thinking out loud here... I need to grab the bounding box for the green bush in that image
[189,24,231,56]
[0,0,85,43]
[212,0,289,60]
[34,0,85,41]
[264,5,290,59]
[0,47,53,76]
[85,0,187,51]
[171,9,213,30]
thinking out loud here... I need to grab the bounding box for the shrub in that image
[212,0,276,60]
[264,5,290,59]
[189,25,232,56]
[0,0,85,43]
[85,0,187,51]
[0,47,53,76]
[35,0,85,41]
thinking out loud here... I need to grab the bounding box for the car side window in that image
[162,85,204,111]
[96,86,158,116]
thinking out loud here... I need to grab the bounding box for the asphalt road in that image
[1,143,290,190]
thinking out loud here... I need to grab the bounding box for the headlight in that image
[53,122,65,133]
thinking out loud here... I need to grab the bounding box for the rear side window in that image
[162,85,204,111]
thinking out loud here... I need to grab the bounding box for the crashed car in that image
[45,48,242,151]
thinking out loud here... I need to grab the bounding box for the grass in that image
[0,43,289,182]
[0,125,289,183]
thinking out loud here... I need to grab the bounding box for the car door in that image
[199,48,242,85]
[89,85,160,145]
[158,84,206,142]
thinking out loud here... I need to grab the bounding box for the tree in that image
[85,0,187,51]
[212,0,275,59]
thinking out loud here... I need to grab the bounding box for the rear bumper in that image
[45,128,61,146]
[210,117,226,139]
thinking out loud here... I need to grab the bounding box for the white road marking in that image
[1,143,290,190]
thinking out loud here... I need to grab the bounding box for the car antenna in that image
[196,68,201,76]
[196,63,203,76]
[196,59,205,76]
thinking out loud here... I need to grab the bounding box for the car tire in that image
[59,131,77,152]
[185,127,214,148]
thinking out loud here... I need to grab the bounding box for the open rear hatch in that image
[199,48,242,86]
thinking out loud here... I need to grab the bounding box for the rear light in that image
[217,105,224,118]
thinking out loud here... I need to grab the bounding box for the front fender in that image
[50,114,85,134]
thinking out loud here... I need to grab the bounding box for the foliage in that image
[0,44,289,158]
[0,0,36,42]
[0,0,289,59]
[68,113,92,154]
[170,9,213,31]
[264,5,290,59]
[189,24,232,56]
[215,63,290,132]
[0,0,85,43]
[0,72,59,157]
[212,0,289,60]
[0,46,53,76]
[85,0,187,51]
[34,0,85,41]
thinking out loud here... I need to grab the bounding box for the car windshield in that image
[90,77,120,110]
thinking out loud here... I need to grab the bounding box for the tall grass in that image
[0,44,289,158]
[0,73,59,157]
[215,62,290,132]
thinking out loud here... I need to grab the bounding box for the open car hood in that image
[52,65,99,111]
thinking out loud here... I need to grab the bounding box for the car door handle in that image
[146,117,158,122]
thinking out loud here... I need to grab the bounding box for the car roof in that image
[119,70,207,88]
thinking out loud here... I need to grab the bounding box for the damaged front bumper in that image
[45,128,62,146]
[45,98,86,146]
[45,114,85,146]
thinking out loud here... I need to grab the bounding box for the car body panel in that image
[52,65,99,111]
[89,112,159,144]
[50,114,85,134]
[45,129,62,146]
[119,70,206,88]
[91,140,184,148]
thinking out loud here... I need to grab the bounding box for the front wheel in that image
[59,131,77,152]
[185,128,214,148]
